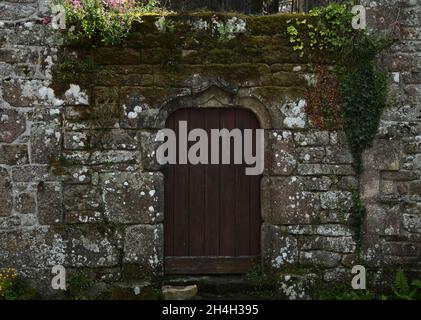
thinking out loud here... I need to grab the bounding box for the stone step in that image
[163,275,264,297]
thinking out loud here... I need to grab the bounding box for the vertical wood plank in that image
[172,109,190,256]
[219,109,237,256]
[204,109,221,256]
[188,110,206,256]
[235,109,251,256]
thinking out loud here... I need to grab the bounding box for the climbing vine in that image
[287,2,394,173]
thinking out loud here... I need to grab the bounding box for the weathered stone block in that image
[63,105,91,121]
[362,139,401,171]
[0,109,26,143]
[323,267,350,282]
[0,168,12,217]
[0,3,36,20]
[0,144,29,165]
[119,87,160,129]
[302,176,332,191]
[364,204,402,236]
[262,223,298,268]
[297,147,325,163]
[320,191,353,210]
[38,182,63,224]
[139,130,161,171]
[287,224,353,237]
[63,225,120,267]
[267,130,296,175]
[382,170,419,181]
[63,150,138,165]
[101,171,163,224]
[11,165,54,182]
[262,176,319,224]
[2,79,34,106]
[13,183,36,214]
[336,176,359,191]
[65,211,103,224]
[299,250,342,267]
[63,185,102,212]
[90,129,137,150]
[30,122,61,164]
[64,131,89,150]
[301,236,356,253]
[319,210,350,224]
[0,216,21,230]
[316,224,353,237]
[123,224,163,272]
[324,145,354,164]
[294,131,330,146]
[297,164,354,176]
[403,214,421,233]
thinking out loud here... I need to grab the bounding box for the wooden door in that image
[164,108,262,274]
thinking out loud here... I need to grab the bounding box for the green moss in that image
[48,154,74,176]
[0,276,40,300]
[121,264,150,282]
[68,270,94,293]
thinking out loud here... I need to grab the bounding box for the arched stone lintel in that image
[155,85,272,129]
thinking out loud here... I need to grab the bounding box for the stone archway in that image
[152,85,273,274]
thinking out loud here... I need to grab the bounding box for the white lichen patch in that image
[271,235,297,268]
[64,84,89,105]
[281,99,307,129]
[192,18,209,31]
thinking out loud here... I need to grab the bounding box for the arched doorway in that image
[164,108,262,274]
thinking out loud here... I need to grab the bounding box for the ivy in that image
[349,191,366,250]
[286,2,393,173]
[335,60,388,173]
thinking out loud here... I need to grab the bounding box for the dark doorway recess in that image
[164,108,262,274]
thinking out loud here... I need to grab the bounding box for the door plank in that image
[172,109,190,256]
[219,110,237,256]
[204,109,220,256]
[188,110,206,256]
[235,110,251,256]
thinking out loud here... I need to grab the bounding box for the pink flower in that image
[41,16,51,25]
[67,0,81,8]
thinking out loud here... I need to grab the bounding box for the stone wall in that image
[359,0,421,270]
[0,0,420,299]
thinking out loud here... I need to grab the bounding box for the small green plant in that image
[68,270,94,293]
[154,16,175,33]
[319,285,375,300]
[54,0,160,45]
[0,268,39,300]
[211,15,247,42]
[287,3,354,57]
[245,264,280,299]
[392,269,421,300]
